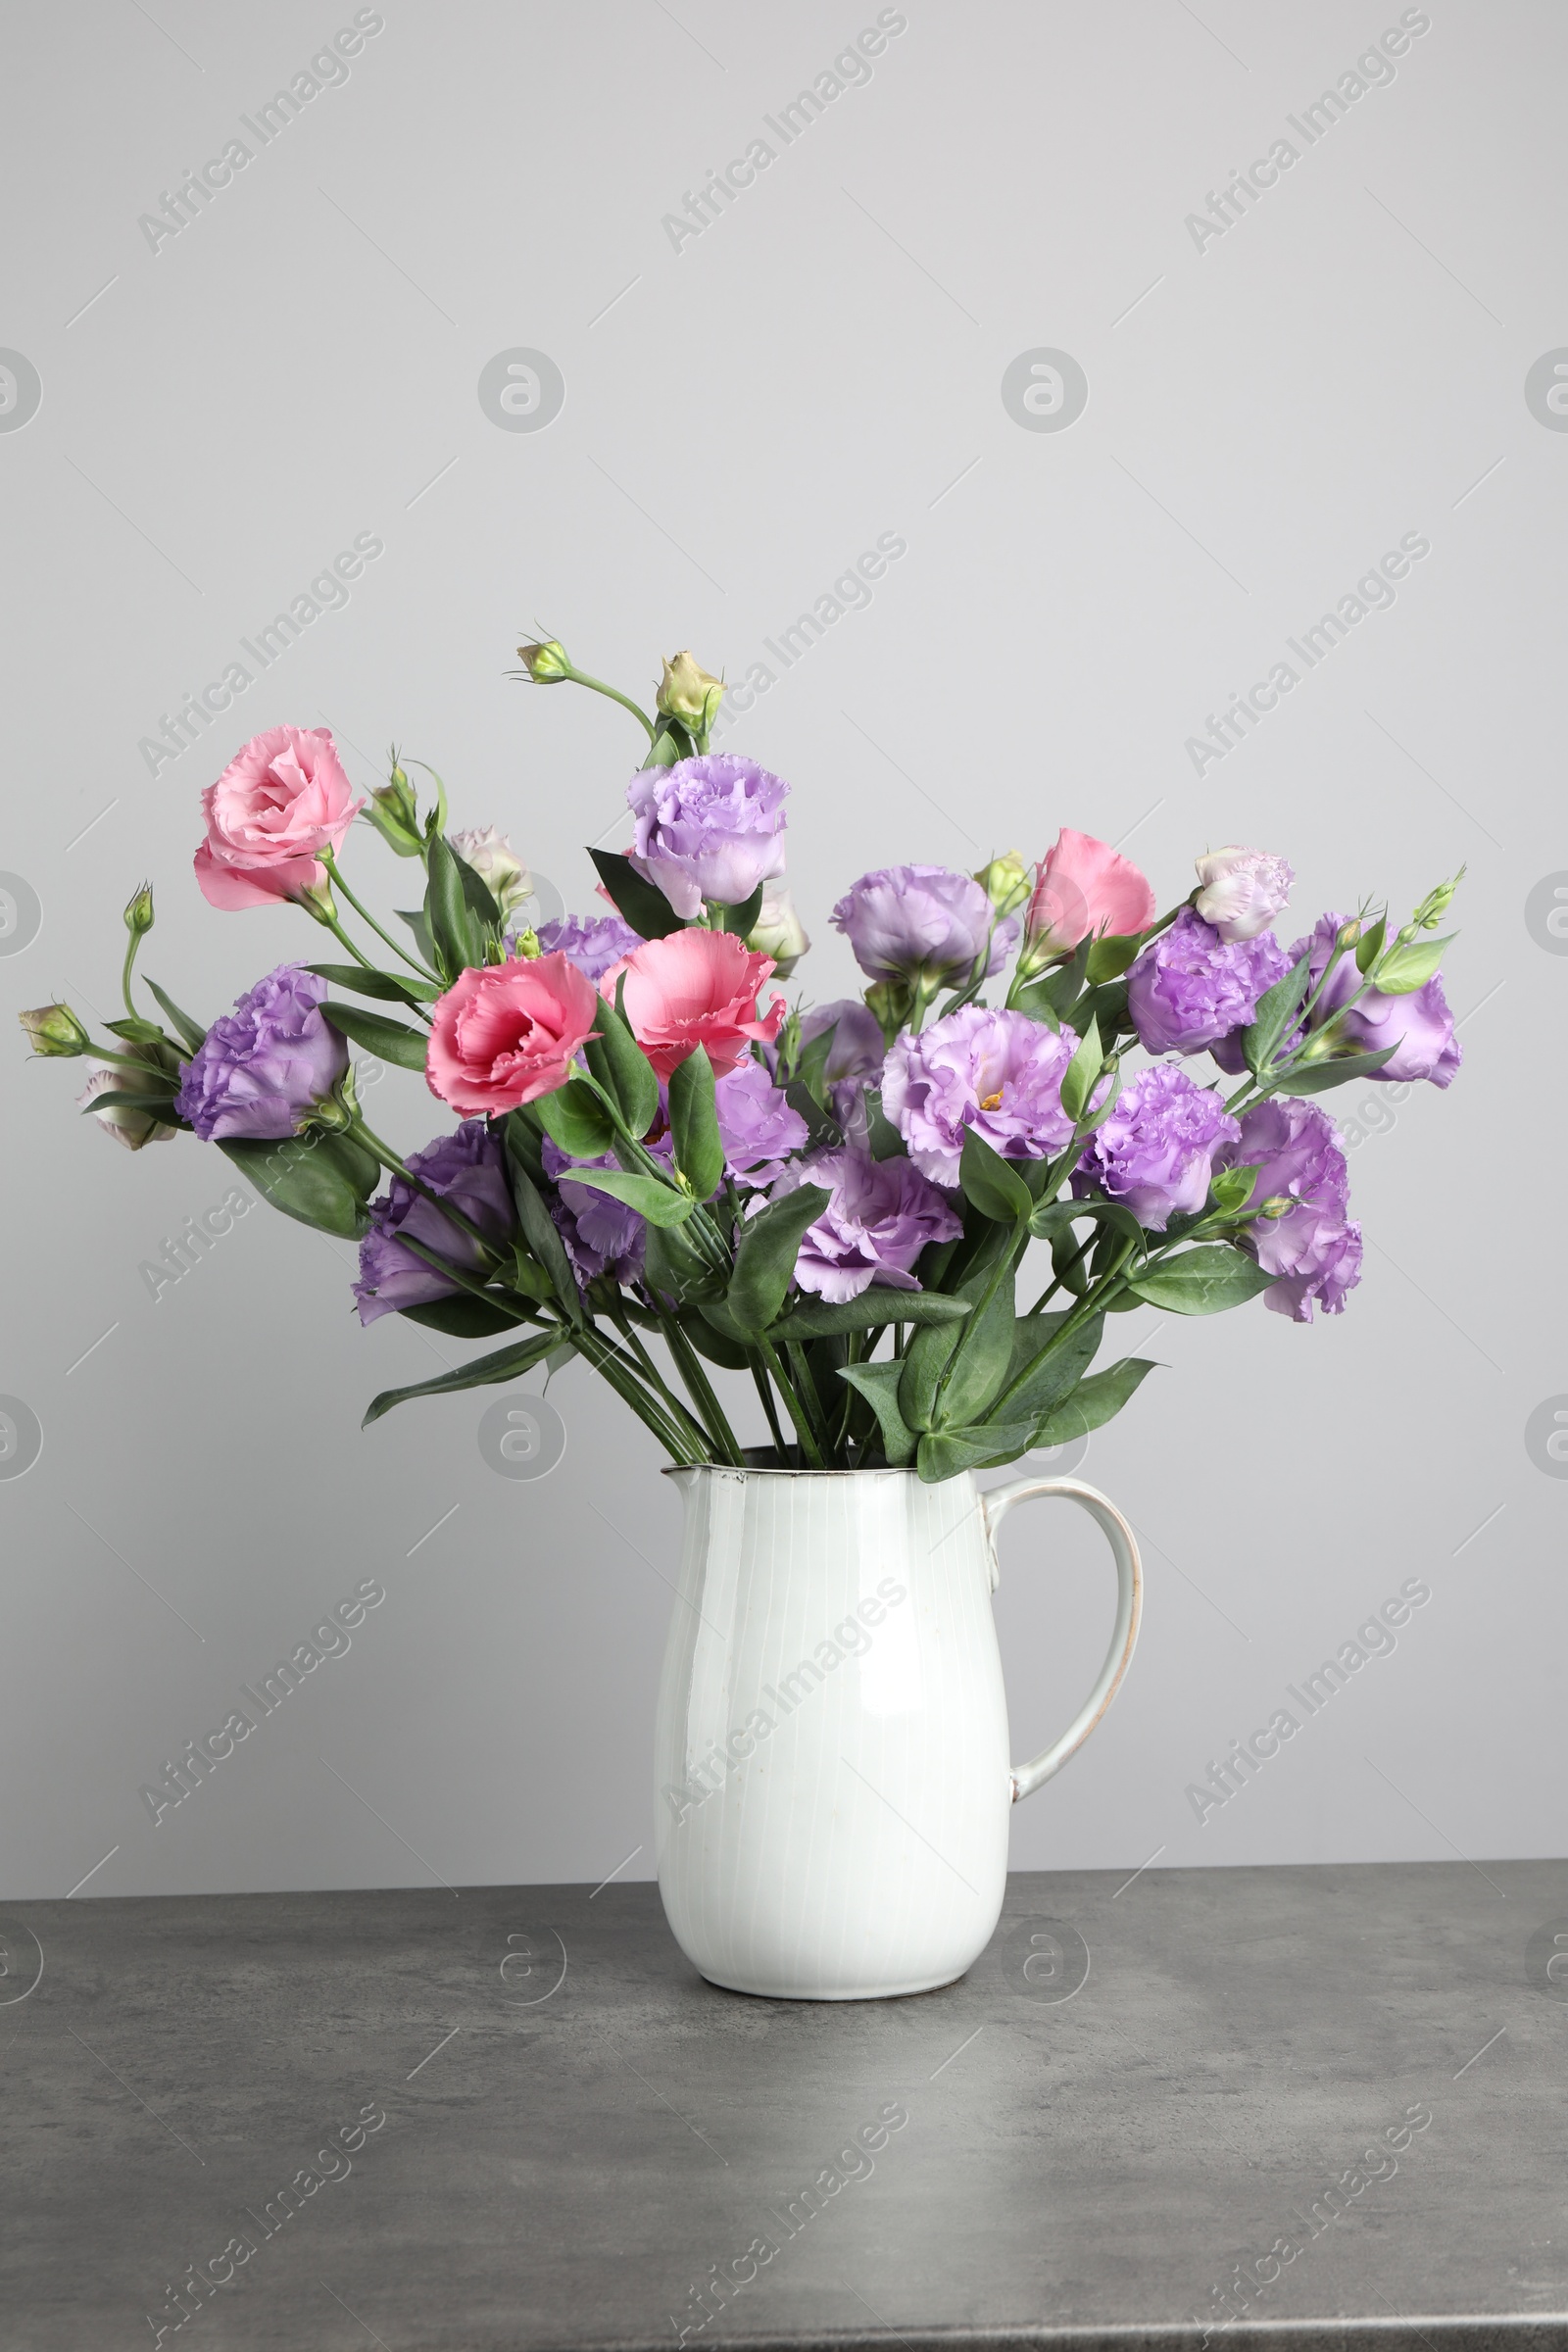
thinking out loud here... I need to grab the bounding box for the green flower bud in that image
[122,881,155,937]
[516,639,571,683]
[20,1003,90,1057]
[509,926,541,959]
[974,850,1031,920]
[1258,1196,1294,1219]
[657,651,725,734]
[1336,918,1362,953]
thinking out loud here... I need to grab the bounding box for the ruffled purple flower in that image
[798,999,886,1084]
[627,754,789,919]
[1292,911,1462,1087]
[831,865,1017,988]
[1128,907,1291,1057]
[541,1136,659,1288]
[531,911,643,981]
[175,963,348,1143]
[353,1120,517,1326]
[773,1149,962,1303]
[1074,1064,1240,1232]
[1219,1098,1363,1320]
[714,1060,809,1186]
[882,1005,1079,1186]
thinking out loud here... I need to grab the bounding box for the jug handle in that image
[981,1475,1143,1803]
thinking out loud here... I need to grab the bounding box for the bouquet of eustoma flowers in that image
[24,637,1463,1480]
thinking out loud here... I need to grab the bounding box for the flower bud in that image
[1258,1195,1294,1219]
[509,926,541,959]
[449,825,532,916]
[20,1003,90,1057]
[657,651,725,735]
[365,787,424,857]
[747,881,810,977]
[122,881,155,937]
[973,850,1031,920]
[516,639,570,683]
[76,1063,175,1151]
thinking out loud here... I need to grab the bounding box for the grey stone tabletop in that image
[3,1859,1566,2350]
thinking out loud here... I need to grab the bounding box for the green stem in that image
[760,1340,825,1468]
[611,1303,714,1461]
[657,1307,746,1466]
[573,1324,696,1463]
[751,1363,788,1460]
[121,935,141,1024]
[784,1340,835,1455]
[349,1116,497,1254]
[564,667,658,742]
[321,849,440,981]
[394,1234,541,1325]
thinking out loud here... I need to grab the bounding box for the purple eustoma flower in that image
[353,1120,517,1325]
[774,1149,962,1303]
[882,1005,1079,1186]
[627,754,789,919]
[531,911,643,981]
[1293,911,1462,1087]
[713,1060,809,1186]
[797,999,887,1084]
[541,1134,677,1289]
[1128,907,1291,1057]
[1219,1097,1363,1320]
[831,865,1018,988]
[1074,1064,1240,1232]
[175,963,348,1143]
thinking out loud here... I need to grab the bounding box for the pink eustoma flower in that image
[426,952,601,1116]
[1025,828,1156,955]
[194,726,364,909]
[602,929,784,1081]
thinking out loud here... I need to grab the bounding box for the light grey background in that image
[1,0,1560,1904]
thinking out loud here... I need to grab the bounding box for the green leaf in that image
[1085,933,1144,985]
[1050,1224,1092,1297]
[916,1419,1039,1484]
[500,1106,547,1187]
[1208,1162,1259,1217]
[79,1089,183,1120]
[322,1004,429,1071]
[318,1129,381,1199]
[1272,1044,1399,1096]
[396,908,437,968]
[1126,1245,1277,1315]
[993,1309,1103,1425]
[715,880,765,936]
[363,1326,566,1426]
[563,1167,696,1227]
[643,722,690,770]
[771,1290,971,1342]
[1353,915,1387,975]
[900,1250,1016,1434]
[1242,954,1311,1077]
[678,1308,750,1370]
[645,1218,720,1307]
[667,1045,724,1198]
[864,1090,906,1162]
[727,1184,833,1332]
[1370,933,1453,997]
[1030,1355,1157,1447]
[1029,1195,1146,1252]
[306,963,438,1006]
[105,1015,167,1044]
[838,1361,917,1467]
[219,1135,371,1241]
[398,1295,531,1338]
[959,1125,1033,1224]
[502,1146,584,1325]
[588,848,684,940]
[583,980,659,1138]
[1006,976,1061,1030]
[424,833,481,980]
[793,1021,837,1104]
[1059,1016,1103,1124]
[535,1080,615,1158]
[144,979,207,1053]
[448,840,502,931]
[782,1079,841,1156]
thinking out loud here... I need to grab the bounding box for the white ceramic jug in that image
[653,1464,1142,2000]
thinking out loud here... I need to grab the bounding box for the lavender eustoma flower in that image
[353,1121,517,1325]
[714,1061,809,1185]
[1074,1064,1240,1231]
[175,963,348,1143]
[531,911,643,981]
[773,1149,962,1302]
[627,754,789,918]
[1128,907,1291,1056]
[1219,1098,1363,1320]
[1293,912,1462,1087]
[541,1135,663,1288]
[830,866,1018,988]
[882,1005,1079,1186]
[798,999,886,1083]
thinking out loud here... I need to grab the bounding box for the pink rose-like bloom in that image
[1194,845,1295,943]
[602,929,785,1081]
[1025,828,1156,955]
[426,952,600,1116]
[195,726,364,909]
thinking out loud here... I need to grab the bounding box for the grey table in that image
[4,1861,1566,2350]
